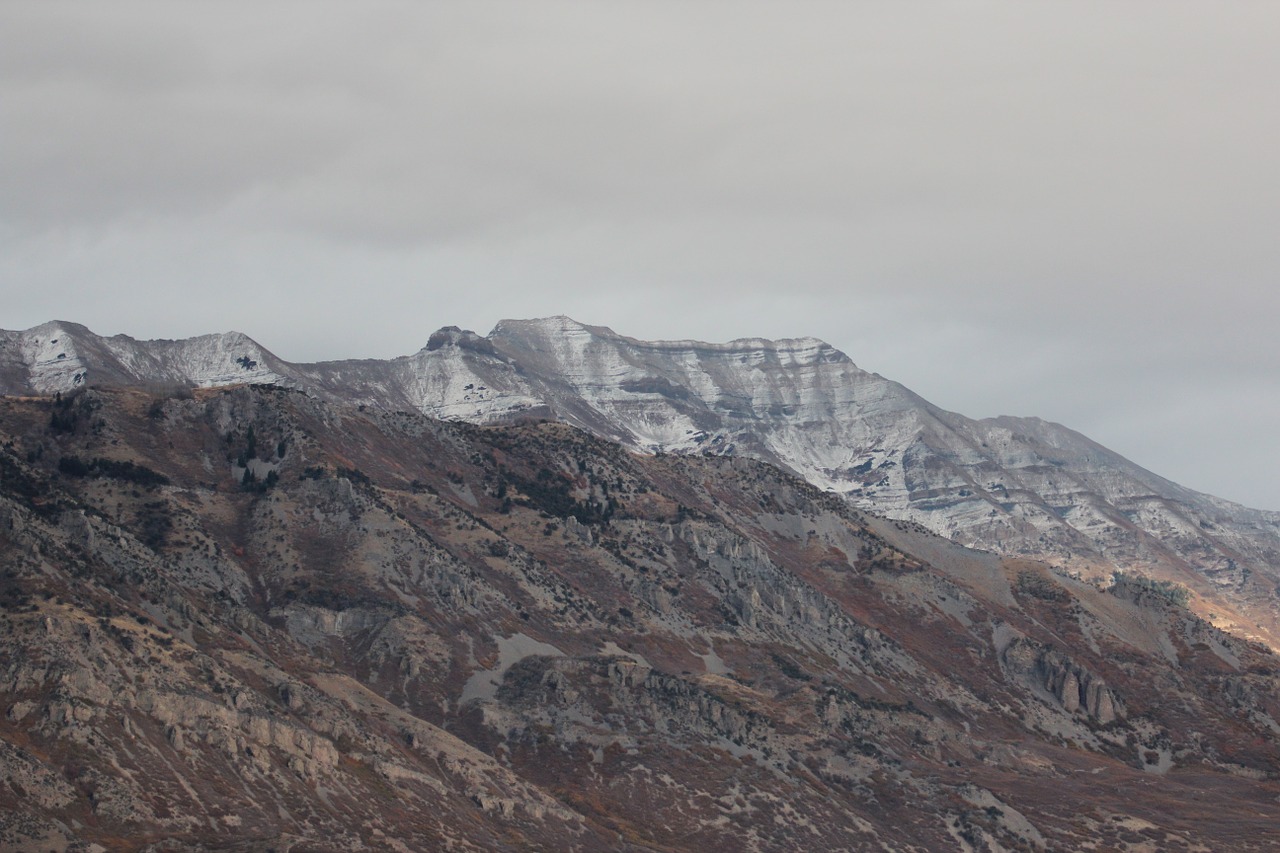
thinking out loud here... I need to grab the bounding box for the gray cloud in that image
[3,2,1278,509]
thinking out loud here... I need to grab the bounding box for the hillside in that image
[2,385,1279,850]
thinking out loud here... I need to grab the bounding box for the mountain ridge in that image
[4,317,1279,647]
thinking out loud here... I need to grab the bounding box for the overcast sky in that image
[3,2,1278,510]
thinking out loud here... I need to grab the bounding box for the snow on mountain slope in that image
[479,316,932,476]
[282,326,548,421]
[0,321,288,393]
[3,316,1278,642]
[471,321,1280,605]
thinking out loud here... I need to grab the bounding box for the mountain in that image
[2,384,1279,850]
[5,318,1279,647]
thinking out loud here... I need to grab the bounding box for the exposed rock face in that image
[999,635,1121,723]
[2,386,1280,850]
[4,318,1278,648]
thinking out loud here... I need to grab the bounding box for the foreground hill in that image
[2,385,1279,850]
[4,318,1279,649]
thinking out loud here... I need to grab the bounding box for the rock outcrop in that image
[1000,635,1122,723]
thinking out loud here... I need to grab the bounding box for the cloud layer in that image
[3,2,1278,508]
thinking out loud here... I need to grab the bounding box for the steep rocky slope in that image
[4,318,1279,647]
[2,385,1279,850]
